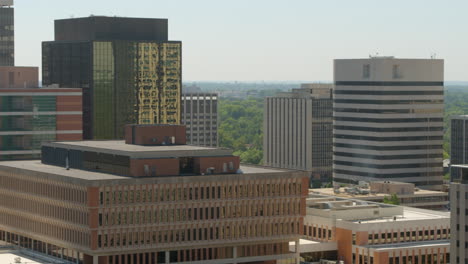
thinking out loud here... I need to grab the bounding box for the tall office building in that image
[0,124,307,264]
[333,57,444,190]
[42,16,182,140]
[450,115,468,181]
[0,0,14,66]
[0,88,82,160]
[182,92,218,147]
[264,84,333,185]
[450,165,468,264]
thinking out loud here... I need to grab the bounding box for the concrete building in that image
[311,181,449,211]
[450,115,468,181]
[450,165,468,264]
[0,124,308,264]
[0,0,14,66]
[296,195,450,264]
[264,83,333,185]
[42,16,182,140]
[0,88,82,160]
[333,57,444,190]
[0,66,38,88]
[181,92,218,147]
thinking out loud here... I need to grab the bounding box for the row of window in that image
[334,116,443,123]
[98,200,301,226]
[334,125,443,133]
[365,228,450,245]
[0,211,89,247]
[334,99,443,105]
[334,160,441,169]
[334,90,443,95]
[334,108,443,114]
[335,134,443,142]
[97,222,300,248]
[0,191,88,226]
[334,143,442,151]
[334,151,441,160]
[98,182,303,205]
[334,169,441,179]
[0,173,87,204]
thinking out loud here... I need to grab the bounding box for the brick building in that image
[296,195,450,264]
[0,87,82,160]
[0,124,308,264]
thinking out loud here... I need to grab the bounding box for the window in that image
[392,65,402,79]
[363,64,370,78]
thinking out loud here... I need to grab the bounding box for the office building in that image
[0,88,82,160]
[0,124,308,264]
[0,66,38,88]
[264,83,333,185]
[42,16,182,140]
[450,165,468,264]
[311,181,449,211]
[333,57,444,190]
[0,0,14,66]
[450,115,468,181]
[294,195,450,264]
[182,92,218,147]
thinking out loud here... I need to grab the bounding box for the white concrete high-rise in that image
[263,84,333,185]
[181,92,218,147]
[333,57,444,190]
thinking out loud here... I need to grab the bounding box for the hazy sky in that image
[14,0,468,81]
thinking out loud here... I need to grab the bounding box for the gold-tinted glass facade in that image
[136,42,181,125]
[91,41,181,139]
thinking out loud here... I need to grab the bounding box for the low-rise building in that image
[297,195,450,264]
[311,181,449,211]
[0,124,308,264]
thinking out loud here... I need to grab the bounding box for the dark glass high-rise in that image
[42,16,182,139]
[0,0,14,66]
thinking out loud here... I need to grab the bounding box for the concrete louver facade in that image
[333,58,444,190]
[263,84,333,185]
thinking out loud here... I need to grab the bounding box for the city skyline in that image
[14,0,468,82]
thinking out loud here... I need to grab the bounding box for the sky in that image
[14,0,468,82]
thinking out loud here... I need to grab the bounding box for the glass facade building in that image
[0,2,14,66]
[0,88,82,160]
[42,17,182,140]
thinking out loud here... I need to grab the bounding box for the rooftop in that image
[0,249,68,264]
[0,160,289,183]
[362,240,450,251]
[350,207,449,224]
[43,140,233,159]
[310,188,447,198]
[306,195,449,223]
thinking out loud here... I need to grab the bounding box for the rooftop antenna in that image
[430,53,437,59]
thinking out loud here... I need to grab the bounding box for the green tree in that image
[383,194,400,205]
[219,97,264,164]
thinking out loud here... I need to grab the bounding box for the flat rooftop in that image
[350,207,449,224]
[362,240,450,251]
[43,140,233,159]
[0,249,68,264]
[310,188,447,198]
[0,160,290,184]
